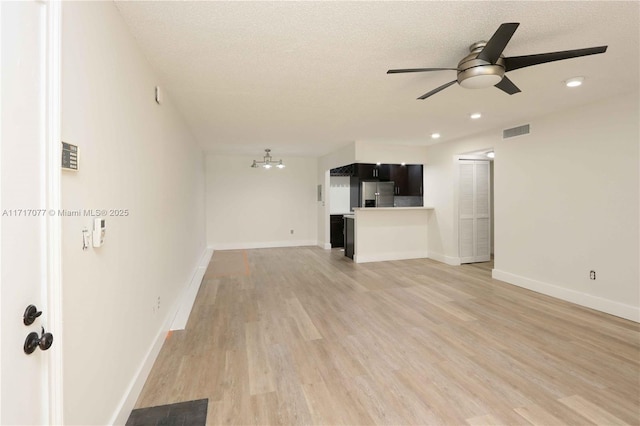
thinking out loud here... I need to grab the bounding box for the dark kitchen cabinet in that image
[390,165,408,195]
[355,163,389,180]
[377,164,390,180]
[330,215,345,248]
[344,217,354,259]
[355,163,375,179]
[390,164,423,196]
[344,162,423,209]
[350,175,359,210]
[407,164,423,196]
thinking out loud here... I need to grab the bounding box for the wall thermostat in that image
[93,218,105,247]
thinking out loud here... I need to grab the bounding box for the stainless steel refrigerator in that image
[361,181,395,207]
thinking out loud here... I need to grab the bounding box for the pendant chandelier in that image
[251,149,285,169]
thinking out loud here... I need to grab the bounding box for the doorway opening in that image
[456,149,494,265]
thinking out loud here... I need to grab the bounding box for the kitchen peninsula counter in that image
[352,206,433,212]
[350,206,433,263]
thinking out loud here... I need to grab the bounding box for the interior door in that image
[459,160,491,263]
[1,2,61,424]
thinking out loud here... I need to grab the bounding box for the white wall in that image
[355,141,428,165]
[493,93,639,321]
[329,176,351,214]
[206,154,318,249]
[61,2,206,424]
[425,93,639,321]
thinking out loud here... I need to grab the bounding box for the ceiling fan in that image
[388,23,607,100]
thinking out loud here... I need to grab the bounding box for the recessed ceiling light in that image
[431,133,441,139]
[400,162,406,166]
[376,162,381,166]
[470,113,482,120]
[565,77,584,88]
[486,151,495,158]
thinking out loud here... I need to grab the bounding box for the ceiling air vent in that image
[503,124,530,139]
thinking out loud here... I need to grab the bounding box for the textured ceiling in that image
[114,1,639,157]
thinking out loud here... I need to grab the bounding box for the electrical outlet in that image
[590,270,596,280]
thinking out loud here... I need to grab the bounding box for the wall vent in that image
[503,124,530,139]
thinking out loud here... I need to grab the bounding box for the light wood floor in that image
[135,247,640,425]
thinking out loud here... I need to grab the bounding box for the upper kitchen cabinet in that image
[407,164,423,196]
[390,165,408,195]
[355,163,390,180]
[390,164,423,196]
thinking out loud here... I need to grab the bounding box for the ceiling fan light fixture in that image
[470,112,482,120]
[565,76,584,87]
[388,22,607,101]
[459,73,503,89]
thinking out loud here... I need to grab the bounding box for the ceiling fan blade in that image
[477,23,520,64]
[504,46,607,72]
[417,80,457,100]
[387,68,456,74]
[494,76,521,95]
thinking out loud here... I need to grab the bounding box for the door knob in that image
[23,304,42,326]
[24,326,53,355]
[38,328,54,351]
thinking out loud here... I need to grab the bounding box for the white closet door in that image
[459,160,491,263]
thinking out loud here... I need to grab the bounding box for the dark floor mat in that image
[126,399,208,426]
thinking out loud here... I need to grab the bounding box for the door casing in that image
[0,1,63,424]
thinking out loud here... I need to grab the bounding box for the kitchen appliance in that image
[361,181,395,207]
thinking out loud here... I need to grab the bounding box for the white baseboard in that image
[427,252,461,266]
[322,242,331,250]
[355,250,429,263]
[171,248,214,330]
[109,308,173,426]
[109,246,211,426]
[209,240,317,250]
[492,269,640,323]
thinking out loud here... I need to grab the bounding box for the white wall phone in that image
[93,218,106,247]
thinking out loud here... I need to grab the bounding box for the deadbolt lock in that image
[23,304,42,326]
